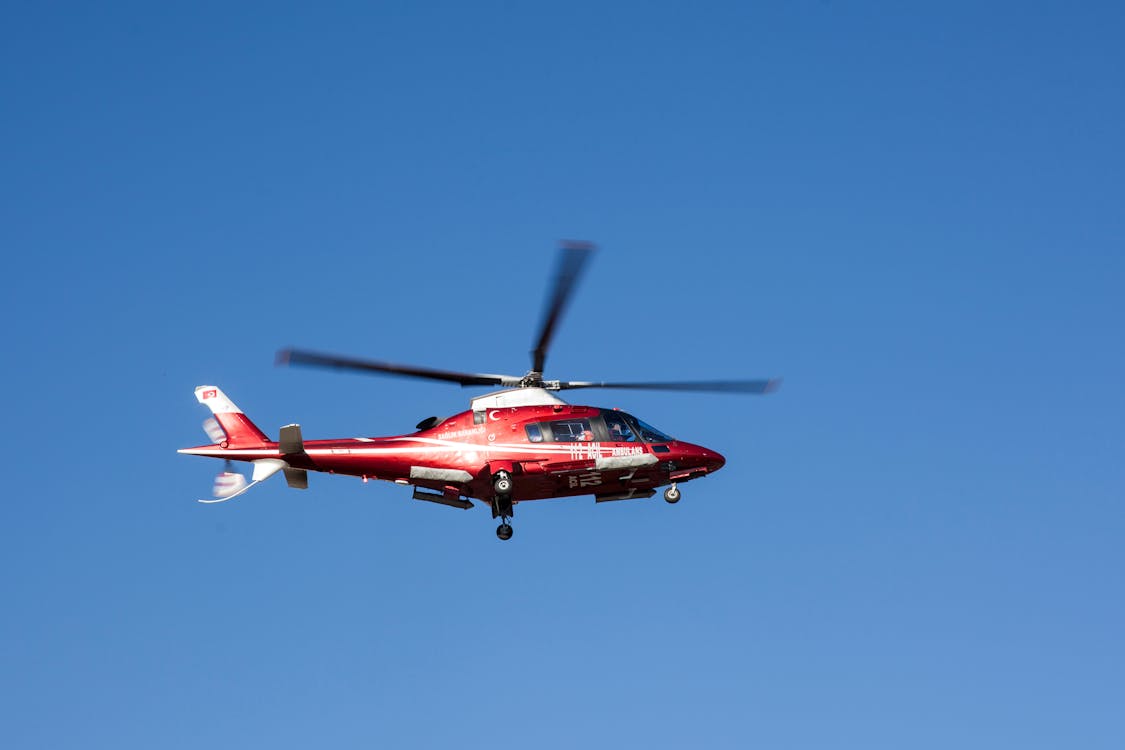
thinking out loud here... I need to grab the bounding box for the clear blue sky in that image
[2,2,1123,747]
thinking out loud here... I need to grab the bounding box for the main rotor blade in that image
[557,378,782,394]
[277,348,520,388]
[531,241,596,375]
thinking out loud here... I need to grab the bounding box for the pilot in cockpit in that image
[606,415,635,442]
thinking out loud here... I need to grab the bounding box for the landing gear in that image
[493,470,513,495]
[490,489,513,520]
[664,484,681,504]
[491,471,515,540]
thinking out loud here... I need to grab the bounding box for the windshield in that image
[634,417,673,443]
[611,411,673,443]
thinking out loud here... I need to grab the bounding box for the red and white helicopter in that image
[179,243,779,540]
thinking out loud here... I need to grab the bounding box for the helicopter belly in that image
[494,463,666,502]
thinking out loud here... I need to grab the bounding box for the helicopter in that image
[179,242,780,540]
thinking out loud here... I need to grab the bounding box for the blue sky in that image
[2,1,1123,747]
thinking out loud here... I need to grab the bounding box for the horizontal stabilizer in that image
[279,424,305,455]
[284,468,308,489]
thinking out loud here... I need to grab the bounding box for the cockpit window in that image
[634,417,673,443]
[525,423,544,443]
[603,412,638,442]
[549,418,594,442]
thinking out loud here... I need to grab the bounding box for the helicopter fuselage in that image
[180,390,724,505]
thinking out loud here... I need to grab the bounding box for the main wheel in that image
[663,486,681,504]
[493,471,513,495]
[496,523,514,541]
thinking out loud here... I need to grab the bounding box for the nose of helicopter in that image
[675,442,725,474]
[702,446,726,473]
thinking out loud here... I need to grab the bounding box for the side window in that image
[550,418,593,442]
[603,412,637,442]
[525,423,544,443]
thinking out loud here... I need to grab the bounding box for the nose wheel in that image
[664,484,681,504]
[496,523,513,540]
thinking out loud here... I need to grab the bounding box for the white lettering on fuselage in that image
[568,472,603,488]
[435,426,486,441]
[611,446,644,457]
[568,442,601,460]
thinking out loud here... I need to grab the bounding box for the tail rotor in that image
[202,461,249,503]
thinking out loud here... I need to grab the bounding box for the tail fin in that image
[194,386,271,447]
